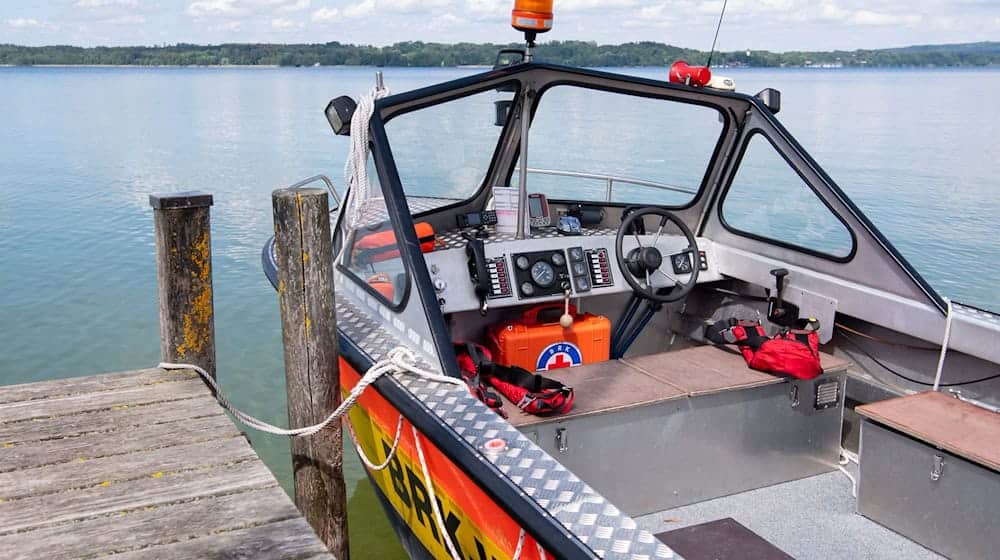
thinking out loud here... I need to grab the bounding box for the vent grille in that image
[815,380,840,410]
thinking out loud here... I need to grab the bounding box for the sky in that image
[1,1,998,52]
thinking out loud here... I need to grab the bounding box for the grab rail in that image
[518,167,697,201]
[287,175,341,211]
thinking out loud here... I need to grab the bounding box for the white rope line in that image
[344,414,404,471]
[932,297,954,391]
[412,424,462,560]
[158,346,461,438]
[342,83,390,235]
[837,448,859,498]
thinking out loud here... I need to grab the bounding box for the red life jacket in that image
[710,318,823,380]
[454,342,575,417]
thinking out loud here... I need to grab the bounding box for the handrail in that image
[518,167,697,201]
[286,175,341,210]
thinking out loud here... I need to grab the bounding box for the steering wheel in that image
[615,207,700,303]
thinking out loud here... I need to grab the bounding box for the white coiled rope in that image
[159,347,462,438]
[342,83,390,234]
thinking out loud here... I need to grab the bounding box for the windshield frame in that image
[374,63,750,216]
[522,78,732,210]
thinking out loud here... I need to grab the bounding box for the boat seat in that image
[856,391,1000,471]
[503,344,851,427]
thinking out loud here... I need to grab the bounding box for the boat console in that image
[425,222,721,315]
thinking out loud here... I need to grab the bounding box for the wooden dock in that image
[0,367,336,560]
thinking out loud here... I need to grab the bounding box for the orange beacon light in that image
[512,0,553,34]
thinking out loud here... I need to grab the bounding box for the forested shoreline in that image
[2,40,998,68]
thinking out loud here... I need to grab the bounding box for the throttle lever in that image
[770,268,789,310]
[767,268,799,326]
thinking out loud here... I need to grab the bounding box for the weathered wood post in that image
[272,187,349,560]
[150,192,217,378]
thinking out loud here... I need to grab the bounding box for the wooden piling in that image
[272,187,349,560]
[150,192,217,379]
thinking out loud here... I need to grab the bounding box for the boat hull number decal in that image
[341,359,549,560]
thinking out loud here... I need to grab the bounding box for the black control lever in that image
[767,268,799,326]
[465,239,490,315]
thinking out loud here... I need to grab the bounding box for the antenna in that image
[705,0,729,68]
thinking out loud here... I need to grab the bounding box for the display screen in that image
[464,212,482,226]
[529,196,545,217]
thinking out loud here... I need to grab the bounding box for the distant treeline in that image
[2,40,998,68]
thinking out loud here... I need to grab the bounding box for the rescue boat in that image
[262,2,1000,558]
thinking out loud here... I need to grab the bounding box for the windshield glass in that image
[526,85,724,205]
[385,86,515,208]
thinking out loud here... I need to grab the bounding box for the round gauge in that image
[551,252,566,267]
[521,282,535,296]
[516,256,531,270]
[672,253,693,274]
[530,261,556,287]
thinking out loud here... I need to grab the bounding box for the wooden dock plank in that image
[0,485,299,560]
[0,395,220,444]
[0,379,209,423]
[0,368,198,405]
[1,413,239,472]
[105,518,335,560]
[0,459,274,534]
[0,369,334,559]
[0,433,252,501]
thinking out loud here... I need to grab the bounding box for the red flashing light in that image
[669,61,712,88]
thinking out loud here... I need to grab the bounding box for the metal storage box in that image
[858,420,1000,560]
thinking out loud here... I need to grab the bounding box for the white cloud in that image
[311,6,340,22]
[210,20,243,31]
[6,18,48,29]
[188,0,245,18]
[850,10,922,26]
[104,15,147,25]
[74,0,139,7]
[561,0,638,10]
[271,17,301,29]
[343,0,376,19]
[279,0,311,12]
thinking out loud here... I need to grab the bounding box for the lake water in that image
[2,66,998,557]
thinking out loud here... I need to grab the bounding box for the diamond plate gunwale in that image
[335,290,678,560]
[436,226,619,250]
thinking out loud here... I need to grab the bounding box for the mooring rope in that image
[344,413,404,472]
[158,347,462,438]
[162,348,549,559]
[932,297,954,391]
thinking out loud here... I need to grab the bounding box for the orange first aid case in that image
[488,304,611,372]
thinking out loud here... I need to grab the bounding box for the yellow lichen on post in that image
[175,230,213,358]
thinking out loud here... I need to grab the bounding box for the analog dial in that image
[516,256,531,270]
[530,261,556,287]
[551,252,566,267]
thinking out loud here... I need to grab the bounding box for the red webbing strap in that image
[479,362,574,416]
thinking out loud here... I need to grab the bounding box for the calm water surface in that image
[2,66,998,557]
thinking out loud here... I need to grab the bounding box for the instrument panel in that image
[425,230,718,314]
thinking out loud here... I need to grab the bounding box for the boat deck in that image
[635,464,943,560]
[0,368,334,560]
[503,344,851,427]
